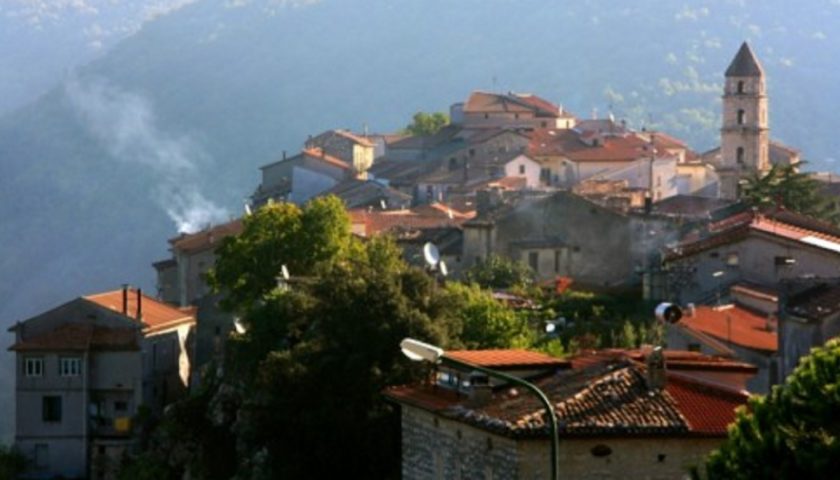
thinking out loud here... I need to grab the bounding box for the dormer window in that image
[737,109,746,125]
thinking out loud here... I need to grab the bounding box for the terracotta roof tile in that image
[10,323,139,352]
[85,288,195,331]
[169,218,243,253]
[680,305,777,353]
[302,147,352,170]
[445,349,570,369]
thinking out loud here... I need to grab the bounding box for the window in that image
[726,253,739,266]
[483,113,489,119]
[448,157,457,171]
[528,251,539,272]
[541,121,548,128]
[59,357,81,377]
[114,401,128,412]
[737,80,745,94]
[737,109,746,125]
[42,396,62,423]
[519,164,526,175]
[34,444,48,470]
[736,147,745,165]
[469,149,475,157]
[24,357,44,377]
[554,250,562,273]
[688,343,702,352]
[514,113,519,119]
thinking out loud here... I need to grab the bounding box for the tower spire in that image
[725,42,764,78]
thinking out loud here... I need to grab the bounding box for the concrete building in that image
[304,129,375,176]
[661,209,840,304]
[385,348,751,480]
[8,298,144,480]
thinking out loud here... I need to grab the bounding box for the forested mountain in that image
[2,0,840,440]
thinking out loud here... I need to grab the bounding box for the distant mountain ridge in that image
[2,0,840,440]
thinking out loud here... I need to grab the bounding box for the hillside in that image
[2,0,840,439]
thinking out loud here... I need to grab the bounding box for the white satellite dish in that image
[439,261,449,277]
[233,317,247,334]
[244,203,252,216]
[281,264,290,281]
[422,242,440,267]
[380,199,387,210]
[447,208,454,220]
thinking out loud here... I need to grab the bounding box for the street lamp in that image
[400,338,560,480]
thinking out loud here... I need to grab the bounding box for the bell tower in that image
[718,42,769,200]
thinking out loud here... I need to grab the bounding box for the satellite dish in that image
[380,199,387,210]
[233,317,247,334]
[439,261,449,277]
[281,264,290,281]
[244,203,252,216]
[422,242,440,267]
[655,303,683,324]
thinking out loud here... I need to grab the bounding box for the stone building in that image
[451,91,576,130]
[462,190,680,290]
[8,298,144,480]
[385,348,751,480]
[702,42,800,200]
[778,279,840,381]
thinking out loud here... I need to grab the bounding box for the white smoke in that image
[65,76,228,234]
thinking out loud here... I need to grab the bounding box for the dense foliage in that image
[402,111,450,136]
[0,445,27,480]
[741,164,840,224]
[464,254,535,290]
[703,338,840,478]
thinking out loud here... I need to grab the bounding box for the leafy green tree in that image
[741,164,840,224]
[439,282,534,349]
[464,254,535,290]
[403,111,450,136]
[703,338,840,479]
[208,196,352,310]
[0,445,27,480]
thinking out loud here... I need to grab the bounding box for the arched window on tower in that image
[737,81,745,94]
[736,147,745,165]
[737,109,746,125]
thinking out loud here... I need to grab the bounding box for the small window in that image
[42,396,62,423]
[514,113,519,119]
[775,256,796,266]
[528,251,539,272]
[469,149,475,157]
[59,357,81,377]
[726,252,739,267]
[737,81,745,94]
[519,164,526,175]
[554,250,562,273]
[737,109,746,125]
[541,121,548,128]
[687,343,702,352]
[709,252,720,258]
[736,147,745,164]
[25,357,44,377]
[449,157,458,171]
[484,113,489,119]
[591,444,612,457]
[114,401,128,412]
[34,444,49,470]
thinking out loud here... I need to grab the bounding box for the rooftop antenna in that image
[423,242,441,270]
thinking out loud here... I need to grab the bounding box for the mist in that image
[64,76,228,233]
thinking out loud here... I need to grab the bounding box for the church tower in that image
[718,42,770,200]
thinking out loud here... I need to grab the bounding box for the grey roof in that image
[725,42,764,77]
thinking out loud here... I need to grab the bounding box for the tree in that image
[702,338,840,479]
[439,282,535,349]
[464,254,535,290]
[403,111,450,136]
[208,196,352,311]
[741,164,840,224]
[0,445,27,480]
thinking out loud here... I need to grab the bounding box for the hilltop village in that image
[10,43,840,479]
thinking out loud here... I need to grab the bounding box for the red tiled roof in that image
[680,305,777,353]
[464,91,562,117]
[665,374,748,435]
[347,204,470,237]
[334,130,375,147]
[445,349,570,369]
[529,129,658,162]
[85,289,195,332]
[666,210,840,261]
[385,351,748,438]
[10,323,139,352]
[169,218,243,253]
[302,147,352,170]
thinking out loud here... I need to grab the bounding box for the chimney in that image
[645,346,667,391]
[136,288,142,320]
[466,371,492,408]
[121,284,129,314]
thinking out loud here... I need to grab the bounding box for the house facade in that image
[9,299,144,480]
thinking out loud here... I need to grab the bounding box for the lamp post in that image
[400,338,559,480]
